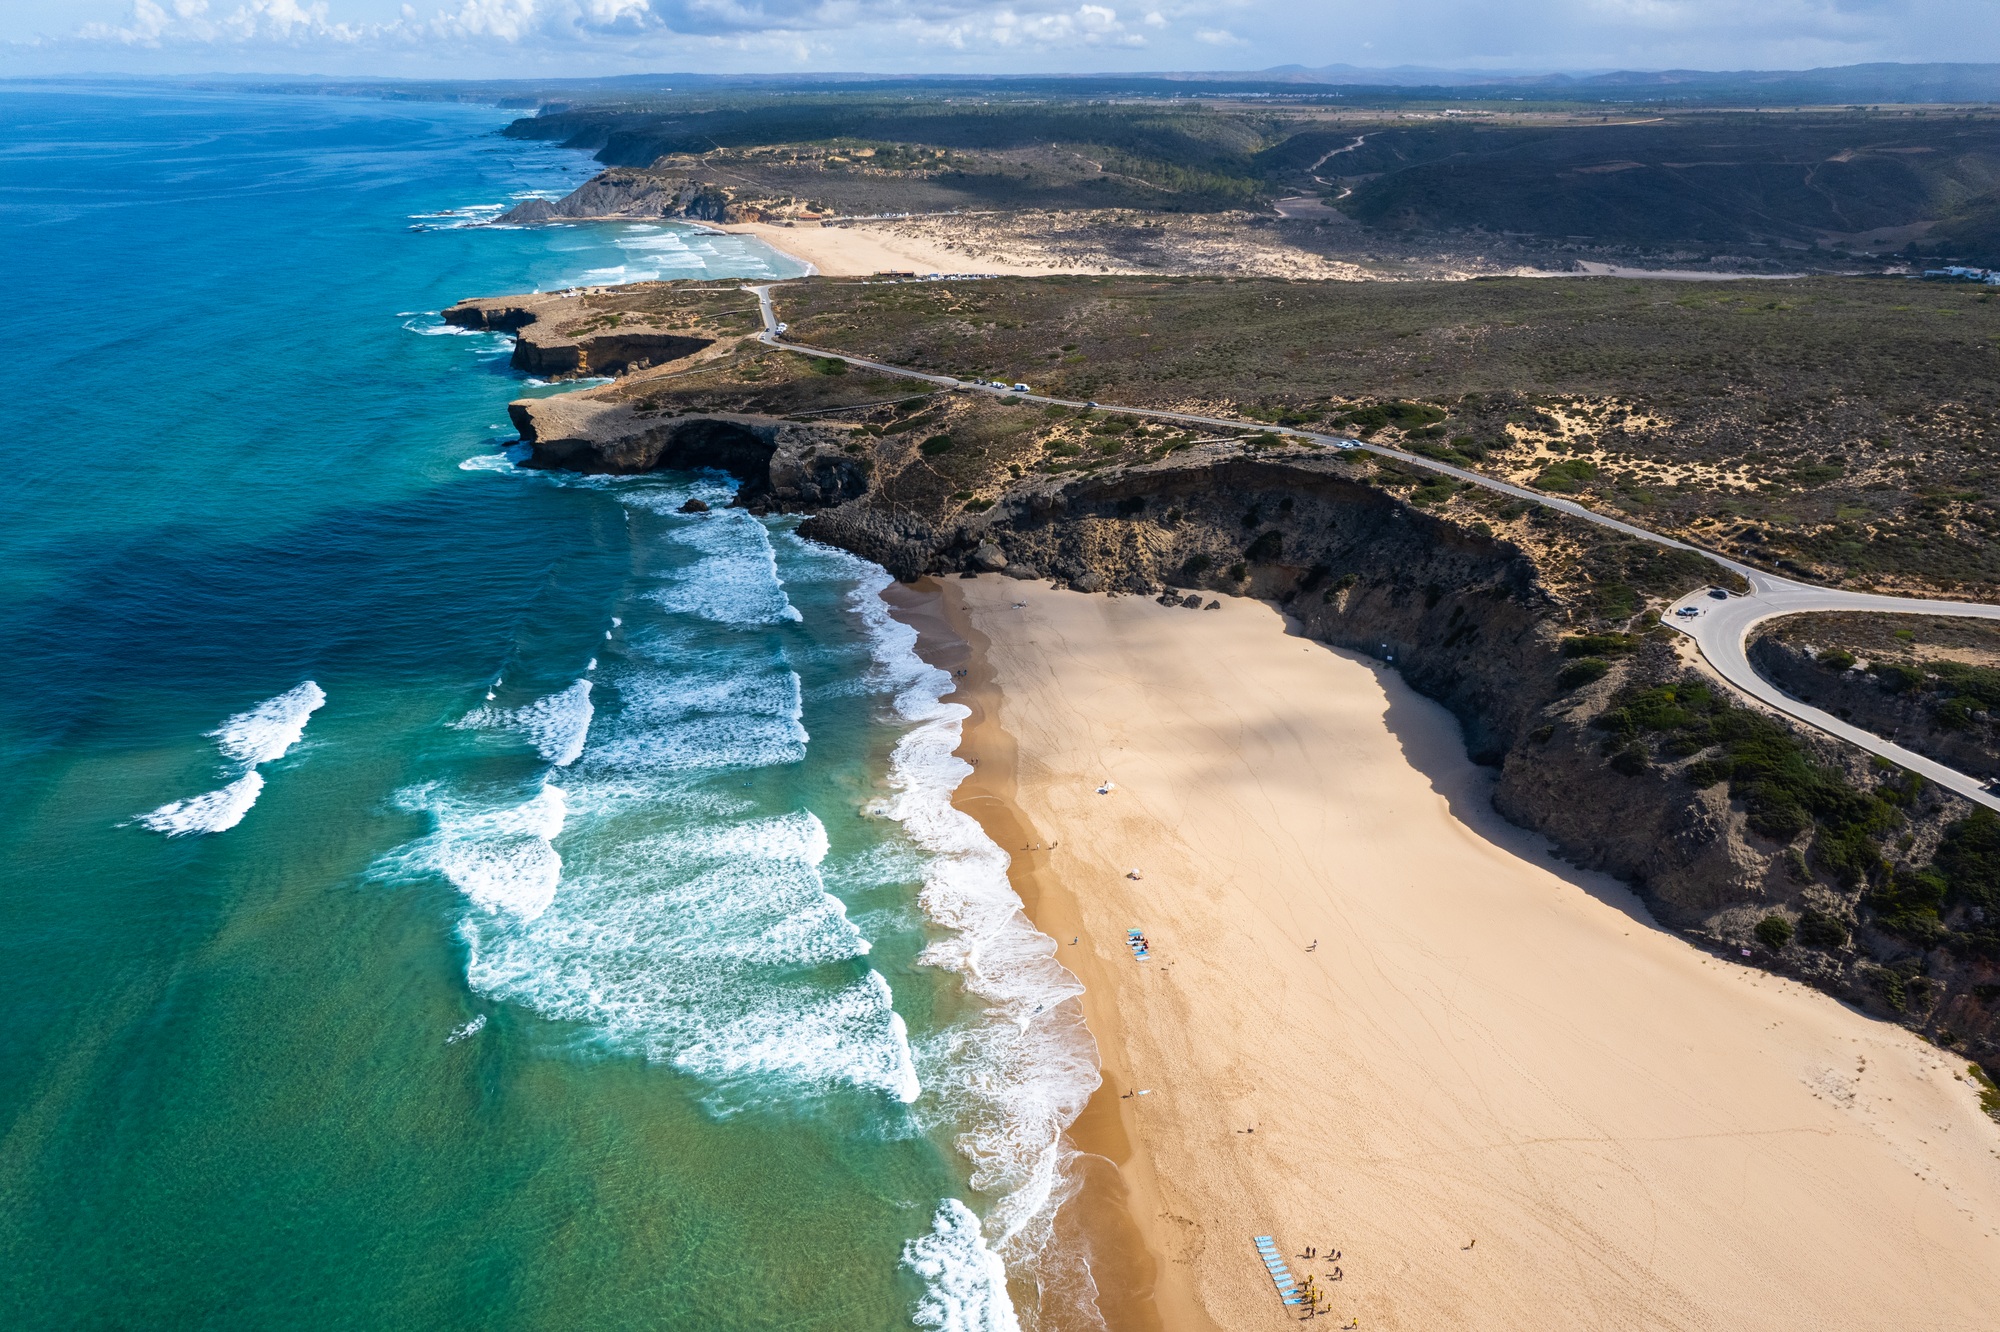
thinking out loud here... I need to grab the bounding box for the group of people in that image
[1293,1247,1344,1322]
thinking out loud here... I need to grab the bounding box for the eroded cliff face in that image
[508,395,869,509]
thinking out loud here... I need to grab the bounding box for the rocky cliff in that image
[499,168,739,225]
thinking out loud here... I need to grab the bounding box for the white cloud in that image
[22,0,2000,75]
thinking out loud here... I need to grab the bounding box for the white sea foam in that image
[459,804,918,1104]
[644,508,803,625]
[134,682,325,837]
[904,1199,1023,1332]
[457,679,595,766]
[447,1014,487,1043]
[138,770,266,836]
[213,681,326,765]
[386,782,568,921]
[826,549,1102,1325]
[459,443,532,472]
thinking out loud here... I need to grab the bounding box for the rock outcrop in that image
[507,395,868,510]
[443,292,719,380]
[1751,633,2000,781]
[498,169,739,225]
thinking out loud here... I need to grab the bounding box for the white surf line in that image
[741,281,2000,801]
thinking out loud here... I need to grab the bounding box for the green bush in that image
[1869,661,1925,692]
[808,356,849,375]
[1796,908,1850,949]
[1754,914,1795,950]
[1533,459,1599,493]
[1182,553,1212,575]
[1594,681,1902,875]
[920,434,955,456]
[1816,647,1857,671]
[1557,657,1612,691]
[1562,632,1639,657]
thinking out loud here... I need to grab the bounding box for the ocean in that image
[0,85,1095,1331]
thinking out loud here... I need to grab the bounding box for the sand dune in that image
[941,579,2000,1332]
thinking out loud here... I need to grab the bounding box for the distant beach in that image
[905,575,2000,1331]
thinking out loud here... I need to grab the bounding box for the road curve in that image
[743,283,2000,803]
[1667,576,2000,810]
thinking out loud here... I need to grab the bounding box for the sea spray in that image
[905,1199,1024,1332]
[137,770,267,836]
[136,682,325,835]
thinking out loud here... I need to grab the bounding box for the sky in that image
[4,0,2000,80]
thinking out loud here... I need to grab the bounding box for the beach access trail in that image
[946,577,2000,1331]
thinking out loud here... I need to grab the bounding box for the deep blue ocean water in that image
[0,86,1095,1332]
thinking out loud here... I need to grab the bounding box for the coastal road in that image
[742,282,2000,804]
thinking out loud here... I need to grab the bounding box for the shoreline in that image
[906,575,2000,1330]
[882,577,1179,1332]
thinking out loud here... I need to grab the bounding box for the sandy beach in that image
[921,578,2000,1331]
[718,219,1060,276]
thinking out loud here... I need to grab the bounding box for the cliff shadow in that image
[1287,621,1679,938]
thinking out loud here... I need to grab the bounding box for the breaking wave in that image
[135,682,325,836]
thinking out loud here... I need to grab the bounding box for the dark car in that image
[1708,588,1730,600]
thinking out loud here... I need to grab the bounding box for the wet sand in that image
[914,576,2000,1331]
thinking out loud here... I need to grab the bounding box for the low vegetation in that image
[774,273,2000,595]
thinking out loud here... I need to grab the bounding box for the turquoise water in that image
[0,87,1095,1330]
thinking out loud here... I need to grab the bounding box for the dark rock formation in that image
[507,396,868,511]
[497,169,739,225]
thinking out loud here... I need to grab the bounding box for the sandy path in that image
[949,578,2000,1332]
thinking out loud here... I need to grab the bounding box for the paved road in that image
[743,283,2000,803]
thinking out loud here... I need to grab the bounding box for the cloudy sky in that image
[5,0,1999,79]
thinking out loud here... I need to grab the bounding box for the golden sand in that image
[931,576,2000,1331]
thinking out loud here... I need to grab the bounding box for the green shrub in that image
[1558,657,1612,691]
[1227,562,1248,581]
[1816,647,1857,671]
[920,434,955,456]
[1610,744,1650,776]
[1796,908,1850,949]
[1864,865,1948,943]
[808,356,848,375]
[1533,459,1599,493]
[1594,681,1900,875]
[1755,914,1795,950]
[1562,632,1639,657]
[1182,553,1212,575]
[1869,661,1925,692]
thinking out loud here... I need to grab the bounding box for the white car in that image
[1012,383,1031,392]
